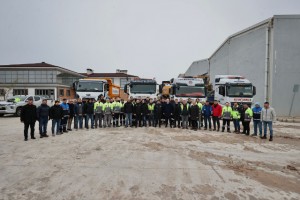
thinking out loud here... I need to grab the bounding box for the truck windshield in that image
[131,84,156,94]
[76,81,103,92]
[175,86,206,97]
[226,85,253,97]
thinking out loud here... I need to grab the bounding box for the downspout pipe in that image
[264,20,272,102]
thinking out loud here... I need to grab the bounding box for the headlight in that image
[9,105,16,109]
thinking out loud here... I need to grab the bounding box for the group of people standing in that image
[20,96,276,141]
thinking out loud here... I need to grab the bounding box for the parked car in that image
[0,95,52,117]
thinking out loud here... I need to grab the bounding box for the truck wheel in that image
[0,114,4,117]
[16,107,22,117]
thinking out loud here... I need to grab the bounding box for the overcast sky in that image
[0,0,299,82]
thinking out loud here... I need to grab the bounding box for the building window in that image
[59,89,64,96]
[66,90,70,97]
[120,78,129,88]
[0,89,5,96]
[13,89,28,96]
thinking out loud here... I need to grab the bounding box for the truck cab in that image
[170,77,206,102]
[213,75,256,106]
[124,79,159,99]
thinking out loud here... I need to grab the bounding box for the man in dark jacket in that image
[190,101,200,131]
[141,99,149,127]
[133,99,142,127]
[67,99,75,131]
[49,100,64,136]
[74,98,84,129]
[37,99,50,138]
[173,99,181,128]
[154,100,163,127]
[124,99,134,128]
[20,97,37,141]
[83,98,94,129]
[163,99,174,128]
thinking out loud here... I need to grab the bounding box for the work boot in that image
[40,134,44,138]
[222,128,225,132]
[269,136,273,141]
[251,133,257,137]
[227,130,231,133]
[261,135,267,139]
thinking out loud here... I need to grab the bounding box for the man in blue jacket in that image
[202,101,212,131]
[60,98,70,133]
[252,102,262,137]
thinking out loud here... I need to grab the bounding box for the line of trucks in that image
[74,74,256,106]
[0,75,256,117]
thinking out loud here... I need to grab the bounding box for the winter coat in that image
[141,103,149,115]
[83,102,94,115]
[252,107,262,121]
[74,103,84,115]
[60,103,69,117]
[163,103,174,117]
[36,104,50,119]
[174,103,181,117]
[202,105,212,117]
[261,107,276,122]
[49,105,64,120]
[20,104,37,123]
[68,103,75,117]
[190,105,200,120]
[212,104,222,117]
[124,102,134,113]
[154,104,163,118]
[180,104,189,116]
[134,103,142,115]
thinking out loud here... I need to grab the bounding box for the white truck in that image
[212,75,256,106]
[0,95,51,117]
[170,77,206,101]
[124,79,159,99]
[73,78,120,100]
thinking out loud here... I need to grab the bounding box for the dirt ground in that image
[0,117,299,200]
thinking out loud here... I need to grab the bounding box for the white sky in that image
[0,0,299,82]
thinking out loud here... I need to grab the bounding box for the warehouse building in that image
[184,15,300,116]
[0,62,85,100]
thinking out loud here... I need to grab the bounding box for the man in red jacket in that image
[212,100,222,131]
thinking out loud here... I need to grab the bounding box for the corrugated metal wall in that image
[209,25,267,107]
[185,59,209,76]
[184,15,300,116]
[272,16,300,116]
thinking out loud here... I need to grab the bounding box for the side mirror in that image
[73,81,78,89]
[219,86,225,96]
[159,85,162,93]
[253,86,256,96]
[124,84,128,94]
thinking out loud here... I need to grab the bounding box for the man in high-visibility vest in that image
[112,98,123,127]
[222,102,233,133]
[94,98,104,128]
[243,103,253,135]
[103,98,113,128]
[232,102,241,133]
[148,99,155,127]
